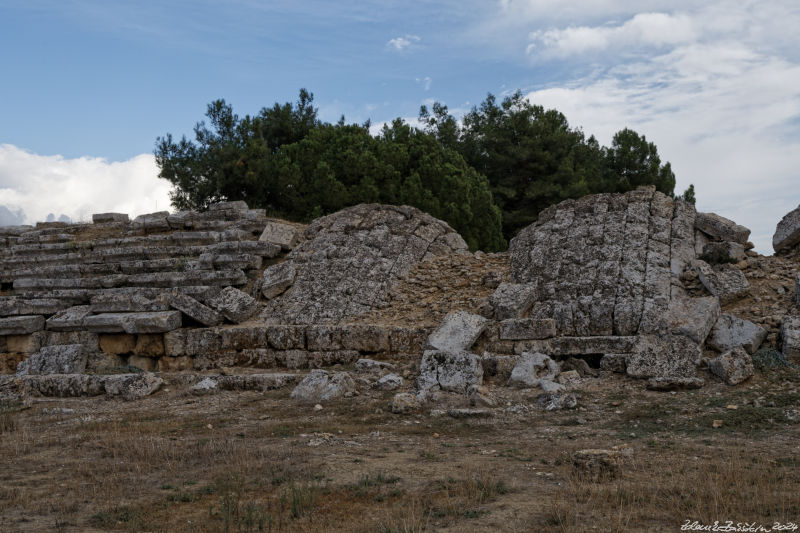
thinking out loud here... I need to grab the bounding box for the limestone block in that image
[127,355,156,372]
[707,314,767,354]
[15,344,88,375]
[693,261,749,305]
[425,311,488,354]
[341,324,390,353]
[289,370,355,403]
[99,334,136,355]
[507,352,559,388]
[772,204,800,252]
[102,372,163,400]
[0,315,45,335]
[781,316,800,358]
[695,212,750,244]
[131,211,170,232]
[701,241,746,263]
[134,334,165,357]
[259,220,301,251]
[498,318,556,341]
[354,358,395,373]
[261,262,296,299]
[389,327,428,354]
[84,311,182,334]
[168,291,222,327]
[266,325,305,350]
[6,333,45,354]
[163,330,188,356]
[708,346,754,385]
[0,298,65,316]
[488,282,537,320]
[391,392,421,414]
[417,350,483,394]
[626,334,701,379]
[664,296,720,344]
[372,373,403,391]
[306,325,343,351]
[207,287,260,323]
[46,306,92,331]
[91,291,169,313]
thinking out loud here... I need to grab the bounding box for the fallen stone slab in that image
[0,315,45,335]
[514,336,638,356]
[646,377,705,391]
[90,291,169,313]
[626,334,701,379]
[488,282,536,320]
[709,346,754,385]
[208,286,260,323]
[259,220,302,251]
[498,318,556,341]
[103,372,164,400]
[664,296,720,344]
[17,372,162,400]
[191,373,301,394]
[773,204,800,252]
[417,350,483,394]
[354,358,396,373]
[442,408,493,419]
[507,352,560,388]
[693,261,749,305]
[0,298,66,317]
[15,344,88,375]
[45,306,92,331]
[290,370,355,403]
[695,212,750,244]
[781,316,800,358]
[84,311,182,334]
[707,314,766,354]
[169,291,222,327]
[425,311,488,354]
[261,262,297,299]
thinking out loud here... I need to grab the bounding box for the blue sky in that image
[1,0,799,252]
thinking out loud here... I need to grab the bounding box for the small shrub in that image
[752,348,796,371]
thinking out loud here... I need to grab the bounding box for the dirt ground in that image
[1,360,799,533]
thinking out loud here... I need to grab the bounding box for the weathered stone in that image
[127,355,156,371]
[600,354,627,373]
[425,311,487,353]
[289,370,355,403]
[46,306,92,331]
[157,356,193,371]
[261,262,297,299]
[16,344,88,375]
[391,392,420,414]
[265,325,305,350]
[102,372,163,400]
[514,336,638,356]
[664,296,720,344]
[372,373,402,391]
[340,324,390,353]
[646,376,705,391]
[773,204,800,252]
[306,325,342,351]
[498,318,556,341]
[488,282,536,320]
[6,333,44,354]
[168,291,222,326]
[99,334,136,355]
[133,334,165,356]
[207,287,259,323]
[0,297,65,316]
[92,213,129,224]
[16,372,162,399]
[480,353,516,380]
[556,369,581,386]
[781,316,800,358]
[708,347,754,385]
[572,449,622,481]
[131,211,170,232]
[417,350,483,394]
[84,311,182,334]
[537,392,577,410]
[707,314,767,354]
[354,358,395,373]
[701,241,746,263]
[192,373,299,393]
[507,352,560,388]
[693,261,749,305]
[389,327,428,354]
[626,334,701,379]
[0,315,45,335]
[559,357,598,378]
[695,212,750,244]
[259,220,301,250]
[539,379,565,393]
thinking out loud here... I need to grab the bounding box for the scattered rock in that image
[693,261,749,305]
[467,384,496,407]
[191,377,218,394]
[560,357,599,378]
[665,296,720,344]
[425,311,488,353]
[417,350,483,394]
[261,262,297,299]
[707,314,767,354]
[539,379,565,393]
[556,370,581,387]
[169,291,222,327]
[259,220,301,251]
[507,352,559,388]
[290,370,355,403]
[355,358,396,373]
[708,347,754,385]
[488,282,536,320]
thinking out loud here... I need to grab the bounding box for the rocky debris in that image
[168,291,222,327]
[372,373,402,391]
[15,344,88,375]
[14,372,162,400]
[702,241,746,263]
[0,315,45,335]
[354,358,395,373]
[693,261,749,305]
[498,318,556,340]
[773,204,800,252]
[261,262,297,299]
[190,373,300,394]
[92,212,129,224]
[781,316,800,358]
[84,311,182,334]
[572,449,624,481]
[645,376,705,391]
[626,334,701,379]
[488,282,536,320]
[208,287,259,323]
[417,350,483,394]
[708,346,754,385]
[537,392,577,410]
[261,204,468,325]
[707,314,766,354]
[507,352,559,388]
[695,212,750,244]
[259,220,302,251]
[391,392,421,414]
[664,296,719,344]
[290,369,355,403]
[425,311,487,353]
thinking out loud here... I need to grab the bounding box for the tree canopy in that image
[156,88,690,251]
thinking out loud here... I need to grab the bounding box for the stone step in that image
[0,297,68,317]
[12,286,219,306]
[0,315,46,335]
[12,269,248,291]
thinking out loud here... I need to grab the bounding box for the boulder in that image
[626,334,701,379]
[391,392,421,414]
[781,316,800,357]
[707,314,767,354]
[645,377,705,391]
[695,212,750,244]
[417,350,483,394]
[425,311,487,354]
[507,352,560,388]
[15,344,88,375]
[488,282,536,320]
[708,346,754,385]
[208,287,259,323]
[290,370,355,403]
[664,296,720,344]
[772,204,800,252]
[259,220,301,251]
[0,315,45,335]
[498,318,556,341]
[261,262,297,299]
[168,291,222,327]
[692,261,749,305]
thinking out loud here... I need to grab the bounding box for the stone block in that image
[266,325,305,350]
[507,352,559,388]
[600,354,627,373]
[131,211,170,232]
[488,282,537,320]
[46,306,92,331]
[127,355,156,372]
[6,333,45,354]
[261,262,297,299]
[15,344,88,375]
[207,286,260,323]
[664,296,720,344]
[708,346,754,385]
[92,213,129,224]
[389,327,428,353]
[0,315,45,335]
[781,316,800,358]
[693,261,749,305]
[695,212,750,244]
[99,334,136,355]
[707,314,767,354]
[168,291,222,326]
[417,350,483,394]
[773,204,800,252]
[134,334,165,357]
[646,377,704,391]
[425,311,488,354]
[290,369,355,403]
[340,324,390,352]
[259,220,301,251]
[626,334,701,379]
[306,325,343,351]
[157,356,194,371]
[701,241,746,263]
[498,318,556,341]
[84,311,182,334]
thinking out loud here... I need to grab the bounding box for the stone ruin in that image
[2,186,799,406]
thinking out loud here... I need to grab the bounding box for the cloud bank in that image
[0,144,171,226]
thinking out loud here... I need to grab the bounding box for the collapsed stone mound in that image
[260,204,468,325]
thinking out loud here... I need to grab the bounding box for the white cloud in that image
[0,145,171,225]
[387,34,420,51]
